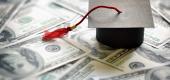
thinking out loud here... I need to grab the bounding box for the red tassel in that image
[42,6,122,41]
[42,27,71,41]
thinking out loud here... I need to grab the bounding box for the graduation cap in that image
[88,0,154,48]
[42,0,154,48]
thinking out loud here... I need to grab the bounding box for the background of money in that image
[0,0,28,35]
[0,0,170,80]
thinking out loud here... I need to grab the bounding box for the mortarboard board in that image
[88,0,154,48]
[89,0,154,28]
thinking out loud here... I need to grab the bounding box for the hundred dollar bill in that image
[59,56,124,80]
[150,0,170,23]
[0,0,28,33]
[136,41,170,63]
[0,5,66,48]
[144,10,170,48]
[102,49,162,72]
[24,60,78,80]
[36,0,80,21]
[98,62,170,80]
[0,33,89,80]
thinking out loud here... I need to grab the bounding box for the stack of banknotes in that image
[0,0,170,80]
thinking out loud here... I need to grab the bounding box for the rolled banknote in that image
[0,0,28,33]
[0,33,89,80]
